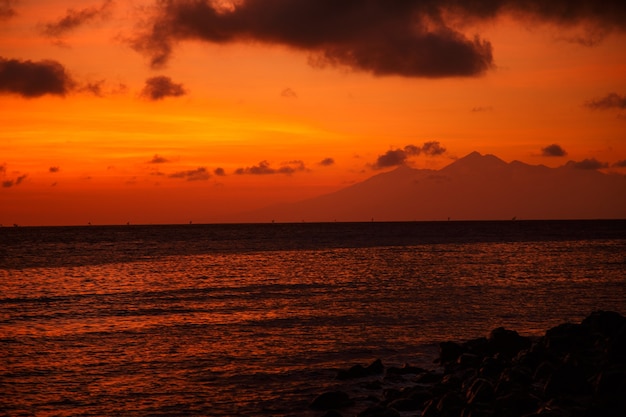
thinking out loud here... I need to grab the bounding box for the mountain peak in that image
[442,152,508,173]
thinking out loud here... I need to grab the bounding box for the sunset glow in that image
[2,0,625,225]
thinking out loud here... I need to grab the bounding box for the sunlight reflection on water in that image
[1,237,625,415]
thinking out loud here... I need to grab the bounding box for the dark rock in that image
[388,397,422,411]
[338,359,385,380]
[543,323,593,355]
[462,337,490,358]
[478,356,505,380]
[533,360,557,383]
[592,370,626,414]
[386,363,425,375]
[581,310,626,338]
[357,405,401,417]
[608,323,626,363]
[543,362,591,397]
[437,391,466,417]
[495,390,539,416]
[322,411,344,417]
[402,385,433,403]
[439,341,465,365]
[337,364,368,380]
[362,380,382,390]
[367,359,385,375]
[488,327,531,358]
[310,391,353,411]
[496,366,533,396]
[457,353,482,369]
[416,371,444,384]
[382,388,402,402]
[466,378,495,405]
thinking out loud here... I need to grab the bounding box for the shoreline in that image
[309,311,626,417]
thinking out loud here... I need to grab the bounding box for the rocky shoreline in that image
[309,311,626,417]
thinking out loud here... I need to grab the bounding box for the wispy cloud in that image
[584,92,626,110]
[42,0,114,40]
[235,160,307,175]
[280,87,297,98]
[49,166,60,173]
[318,157,335,167]
[0,0,17,21]
[140,76,187,101]
[168,167,210,181]
[566,158,609,170]
[2,173,27,188]
[148,154,169,164]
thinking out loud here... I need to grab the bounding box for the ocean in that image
[1,220,625,416]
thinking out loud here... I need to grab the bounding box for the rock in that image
[386,363,425,375]
[488,327,531,358]
[312,311,626,417]
[366,359,385,375]
[581,310,626,338]
[543,362,591,397]
[388,397,422,411]
[310,391,353,411]
[495,390,539,416]
[439,341,465,365]
[357,405,401,417]
[466,378,495,405]
[322,411,344,417]
[338,359,384,380]
[543,323,592,355]
[436,391,466,417]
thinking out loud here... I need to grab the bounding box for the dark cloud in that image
[168,167,210,181]
[319,157,335,166]
[0,163,6,175]
[422,141,447,156]
[2,173,27,188]
[566,158,609,170]
[541,144,567,157]
[131,0,494,77]
[131,1,626,78]
[42,0,114,38]
[49,166,60,173]
[140,76,187,100]
[584,93,626,110]
[612,160,626,168]
[0,57,76,97]
[281,87,297,98]
[471,106,493,112]
[149,154,169,163]
[373,141,446,169]
[0,0,17,21]
[374,148,416,169]
[214,167,226,176]
[235,160,307,175]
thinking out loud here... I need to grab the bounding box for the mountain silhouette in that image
[231,152,626,222]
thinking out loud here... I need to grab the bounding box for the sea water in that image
[1,221,625,416]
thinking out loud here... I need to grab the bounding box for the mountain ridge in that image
[228,152,626,222]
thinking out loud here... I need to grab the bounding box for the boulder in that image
[310,391,353,411]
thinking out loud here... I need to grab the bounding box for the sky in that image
[1,0,626,226]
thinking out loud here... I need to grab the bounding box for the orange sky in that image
[1,0,626,225]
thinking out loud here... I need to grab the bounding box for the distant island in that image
[228,152,626,223]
